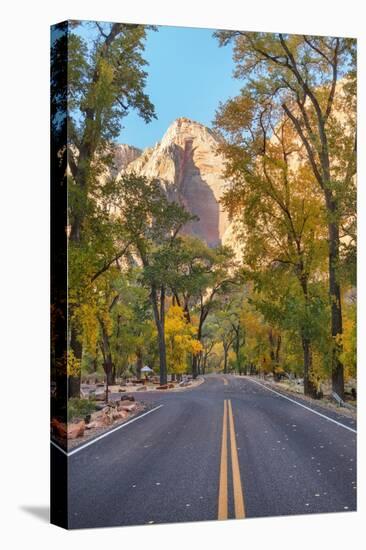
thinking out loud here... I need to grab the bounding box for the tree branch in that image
[324,38,339,122]
[282,103,323,187]
[91,241,131,282]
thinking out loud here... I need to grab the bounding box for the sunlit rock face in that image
[112,144,142,173]
[120,117,234,248]
[98,144,142,185]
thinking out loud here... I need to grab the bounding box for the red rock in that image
[100,413,113,426]
[117,400,133,409]
[85,420,103,429]
[120,403,137,412]
[113,409,129,420]
[67,420,85,439]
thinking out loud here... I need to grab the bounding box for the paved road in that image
[61,375,356,528]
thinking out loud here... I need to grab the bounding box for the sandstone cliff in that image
[112,144,142,173]
[119,117,235,249]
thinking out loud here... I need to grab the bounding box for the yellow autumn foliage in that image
[67,350,81,377]
[165,306,203,374]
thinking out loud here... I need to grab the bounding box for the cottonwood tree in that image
[115,174,193,385]
[166,236,238,378]
[96,270,153,388]
[215,31,356,398]
[240,300,272,376]
[164,305,202,378]
[214,106,328,396]
[64,21,156,397]
[212,308,236,374]
[222,290,246,375]
[198,322,217,374]
[253,269,329,389]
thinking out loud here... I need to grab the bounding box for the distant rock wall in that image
[111,144,142,174]
[120,117,236,250]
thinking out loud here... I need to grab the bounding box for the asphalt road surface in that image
[58,374,356,529]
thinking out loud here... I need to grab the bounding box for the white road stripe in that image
[245,378,357,434]
[51,404,164,457]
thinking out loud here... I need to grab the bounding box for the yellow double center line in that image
[218,399,245,520]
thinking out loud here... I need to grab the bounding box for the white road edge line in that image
[246,378,357,434]
[51,404,164,457]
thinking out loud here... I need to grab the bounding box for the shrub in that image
[67,398,97,423]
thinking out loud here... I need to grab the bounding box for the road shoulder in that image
[234,375,357,430]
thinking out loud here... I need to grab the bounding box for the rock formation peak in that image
[159,117,220,151]
[119,118,237,252]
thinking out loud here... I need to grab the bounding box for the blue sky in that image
[77,23,243,150]
[120,25,242,149]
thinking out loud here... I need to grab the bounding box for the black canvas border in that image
[50,20,69,529]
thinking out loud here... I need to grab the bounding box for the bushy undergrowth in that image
[67,398,97,422]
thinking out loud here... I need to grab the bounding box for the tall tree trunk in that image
[105,365,114,386]
[93,342,99,374]
[151,284,168,385]
[197,352,202,375]
[269,329,277,379]
[321,116,344,399]
[327,212,344,399]
[68,164,88,399]
[202,353,207,375]
[103,356,114,385]
[99,319,115,386]
[283,88,345,399]
[299,275,319,398]
[301,335,318,398]
[269,330,281,381]
[275,335,281,364]
[223,345,229,374]
[156,322,167,385]
[234,322,241,373]
[192,324,203,379]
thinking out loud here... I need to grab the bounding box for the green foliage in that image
[114,173,194,252]
[67,398,97,423]
[68,22,156,144]
[214,31,356,396]
[59,26,357,400]
[110,173,196,382]
[340,300,357,379]
[60,22,158,396]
